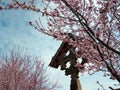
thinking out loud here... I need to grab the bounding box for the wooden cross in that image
[49,33,87,90]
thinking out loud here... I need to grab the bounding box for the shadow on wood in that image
[71,78,82,90]
[49,33,75,69]
[49,42,71,68]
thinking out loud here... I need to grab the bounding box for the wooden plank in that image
[49,42,70,68]
[49,33,75,68]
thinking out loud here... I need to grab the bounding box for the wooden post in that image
[70,77,82,90]
[77,79,82,90]
[64,49,82,90]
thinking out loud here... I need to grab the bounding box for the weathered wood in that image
[70,76,82,90]
[49,33,75,68]
[77,79,82,90]
[66,49,82,90]
[49,42,71,68]
[49,33,84,90]
[70,77,77,90]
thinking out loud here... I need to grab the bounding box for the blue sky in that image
[0,4,119,90]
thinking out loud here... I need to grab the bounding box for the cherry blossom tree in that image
[0,49,58,90]
[32,0,120,83]
[0,0,120,86]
